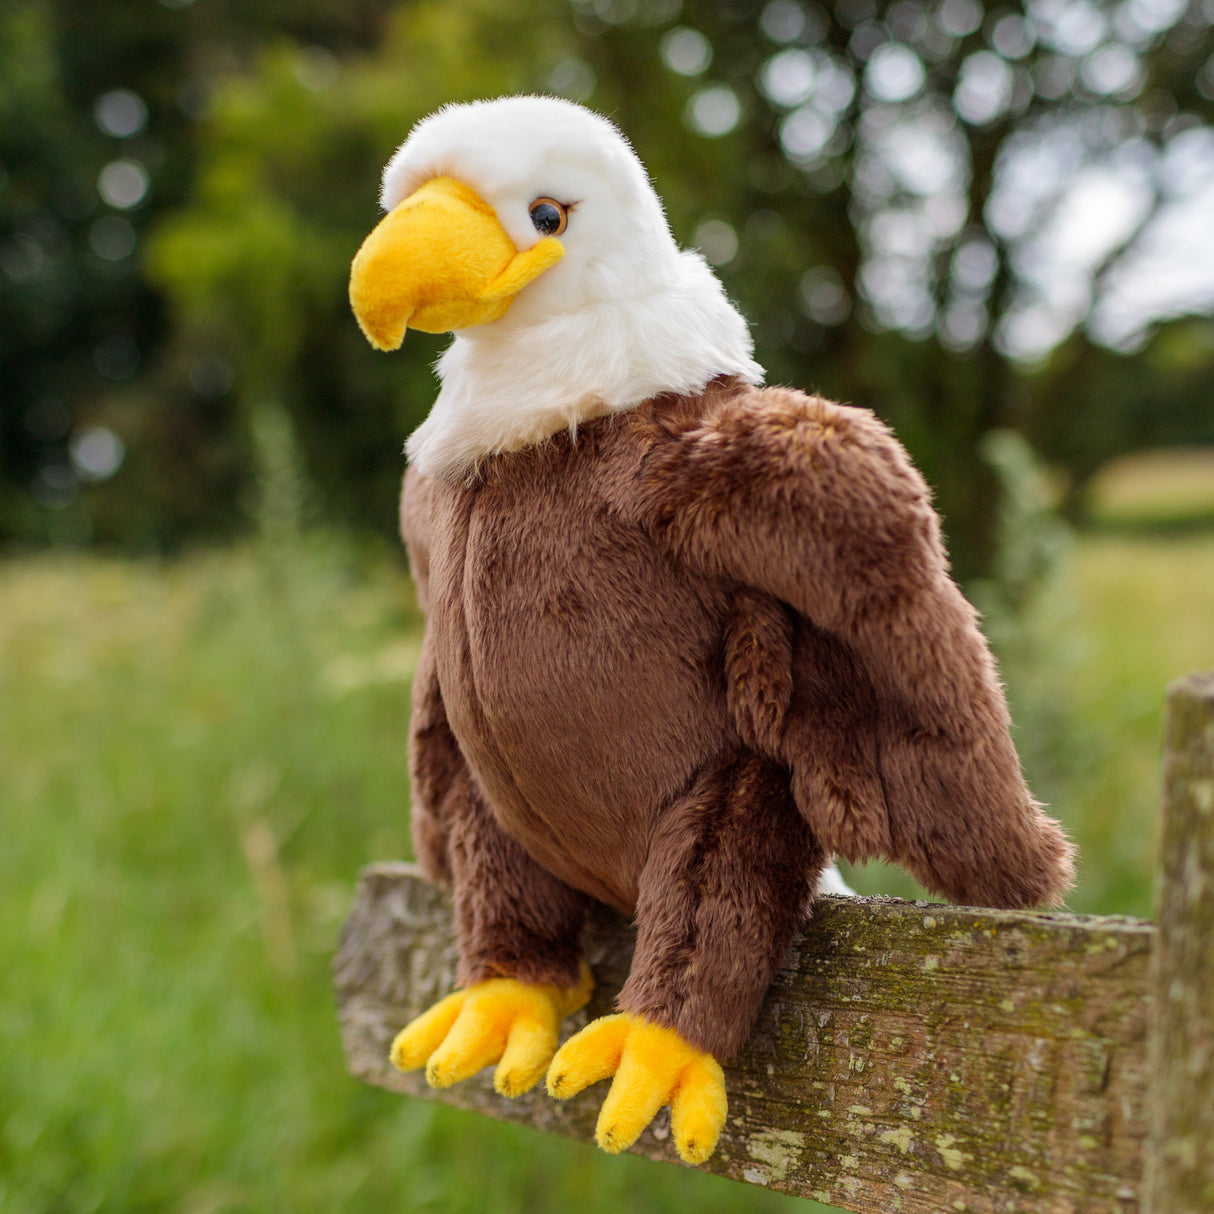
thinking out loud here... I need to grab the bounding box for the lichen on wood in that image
[334,864,1154,1214]
[1144,671,1214,1214]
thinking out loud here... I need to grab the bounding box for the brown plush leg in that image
[617,753,825,1061]
[447,771,591,989]
[391,772,593,1097]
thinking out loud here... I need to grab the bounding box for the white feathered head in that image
[349,96,762,479]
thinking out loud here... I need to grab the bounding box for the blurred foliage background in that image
[2,0,1213,1211]
[4,0,1213,572]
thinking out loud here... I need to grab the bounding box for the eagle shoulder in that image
[637,383,948,634]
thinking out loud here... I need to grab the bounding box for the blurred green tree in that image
[0,0,395,548]
[570,0,1214,574]
[4,0,1213,574]
[1022,315,1214,517]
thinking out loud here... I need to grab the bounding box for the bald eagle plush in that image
[348,95,1074,1166]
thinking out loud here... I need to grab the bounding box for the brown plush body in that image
[402,376,1074,1061]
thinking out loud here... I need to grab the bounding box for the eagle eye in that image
[529,198,569,237]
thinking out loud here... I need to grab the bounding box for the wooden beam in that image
[1145,671,1214,1214]
[335,865,1152,1214]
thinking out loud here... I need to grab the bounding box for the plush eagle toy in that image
[348,95,1074,1166]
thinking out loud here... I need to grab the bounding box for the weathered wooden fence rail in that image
[333,672,1214,1214]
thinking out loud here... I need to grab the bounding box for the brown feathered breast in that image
[401,377,1074,1059]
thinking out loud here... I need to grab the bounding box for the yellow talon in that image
[546,1012,727,1165]
[390,964,593,1098]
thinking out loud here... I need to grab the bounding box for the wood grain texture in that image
[334,864,1153,1214]
[1145,671,1214,1214]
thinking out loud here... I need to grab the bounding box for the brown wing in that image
[638,384,1074,909]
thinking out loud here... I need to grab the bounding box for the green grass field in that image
[2,503,1211,1211]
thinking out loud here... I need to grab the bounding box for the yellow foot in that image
[546,1012,727,1165]
[390,964,593,1098]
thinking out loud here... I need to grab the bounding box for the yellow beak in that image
[349,176,565,351]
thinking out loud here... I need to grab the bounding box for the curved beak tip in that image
[348,259,412,350]
[357,314,408,353]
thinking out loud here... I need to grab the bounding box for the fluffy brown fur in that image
[401,377,1075,1060]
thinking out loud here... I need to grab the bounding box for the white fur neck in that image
[406,250,763,480]
[383,96,764,479]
